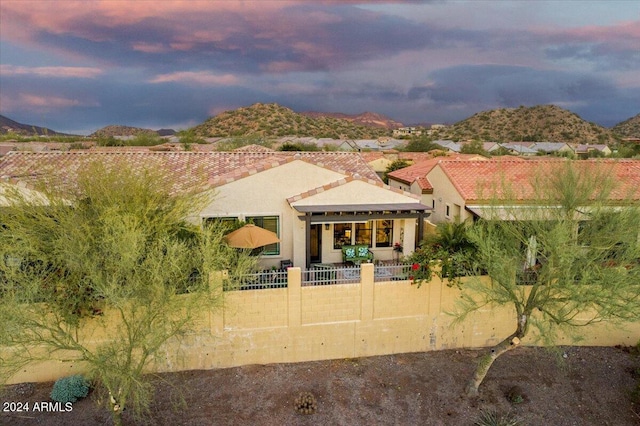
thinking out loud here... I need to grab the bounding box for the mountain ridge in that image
[435,105,617,144]
[191,103,393,139]
[0,115,76,137]
[2,105,638,141]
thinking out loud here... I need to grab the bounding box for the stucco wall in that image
[427,165,472,223]
[7,265,639,384]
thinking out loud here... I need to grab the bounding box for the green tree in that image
[408,221,480,285]
[403,136,440,152]
[460,140,489,156]
[177,128,206,151]
[456,161,640,396]
[0,161,255,425]
[383,159,411,184]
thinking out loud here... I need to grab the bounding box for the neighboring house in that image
[386,154,489,215]
[349,138,406,151]
[529,142,573,155]
[425,158,640,224]
[393,127,422,137]
[498,143,538,156]
[572,144,612,158]
[0,151,430,269]
[433,140,461,152]
[482,142,500,153]
[361,151,434,179]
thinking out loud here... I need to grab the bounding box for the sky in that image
[0,1,639,135]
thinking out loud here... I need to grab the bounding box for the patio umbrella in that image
[225,224,280,249]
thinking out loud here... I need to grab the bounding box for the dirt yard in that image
[2,346,639,426]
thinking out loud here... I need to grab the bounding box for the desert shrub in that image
[51,375,91,403]
[475,410,521,426]
[407,221,481,287]
[505,385,525,404]
[294,392,317,415]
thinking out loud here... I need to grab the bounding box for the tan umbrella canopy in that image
[224,224,280,249]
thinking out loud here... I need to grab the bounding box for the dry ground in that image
[2,346,639,426]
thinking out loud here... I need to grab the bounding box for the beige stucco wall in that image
[201,162,422,267]
[200,160,347,268]
[426,165,473,223]
[7,265,640,385]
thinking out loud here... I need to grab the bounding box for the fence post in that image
[287,267,302,327]
[360,263,375,321]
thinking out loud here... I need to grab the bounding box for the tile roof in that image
[0,151,380,195]
[386,154,487,189]
[286,175,419,204]
[435,158,640,203]
[232,144,275,152]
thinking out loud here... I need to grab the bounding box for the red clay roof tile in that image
[435,158,640,203]
[0,151,380,195]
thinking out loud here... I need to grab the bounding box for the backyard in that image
[2,345,639,425]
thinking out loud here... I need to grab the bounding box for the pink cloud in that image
[131,42,169,54]
[149,71,241,86]
[538,20,640,51]
[0,1,299,38]
[0,65,103,78]
[2,94,99,112]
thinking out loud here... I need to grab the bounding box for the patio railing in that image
[234,268,289,290]
[302,264,361,286]
[231,263,414,290]
[372,263,413,282]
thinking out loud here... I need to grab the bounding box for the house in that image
[497,143,538,156]
[360,151,434,179]
[0,151,430,269]
[393,127,423,137]
[349,138,406,151]
[572,144,612,158]
[386,154,489,212]
[433,140,460,152]
[529,142,573,155]
[425,158,640,224]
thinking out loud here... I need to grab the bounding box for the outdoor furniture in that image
[280,259,293,269]
[341,245,374,265]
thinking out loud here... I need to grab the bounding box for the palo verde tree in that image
[0,161,255,425]
[455,160,640,396]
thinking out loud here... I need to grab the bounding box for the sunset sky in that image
[1,1,639,135]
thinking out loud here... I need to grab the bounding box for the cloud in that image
[0,1,439,74]
[411,65,616,107]
[2,93,99,112]
[149,71,241,86]
[542,21,640,71]
[0,65,103,78]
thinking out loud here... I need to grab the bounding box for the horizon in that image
[1,1,639,135]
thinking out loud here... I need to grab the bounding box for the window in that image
[445,204,451,218]
[355,222,372,246]
[375,219,393,247]
[246,215,280,255]
[333,223,352,249]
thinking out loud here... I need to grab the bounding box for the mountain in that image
[436,105,616,144]
[611,114,640,138]
[0,115,74,136]
[300,111,403,129]
[89,125,170,138]
[191,103,393,139]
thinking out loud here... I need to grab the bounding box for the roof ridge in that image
[286,175,419,204]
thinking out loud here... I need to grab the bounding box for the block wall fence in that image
[7,264,640,384]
